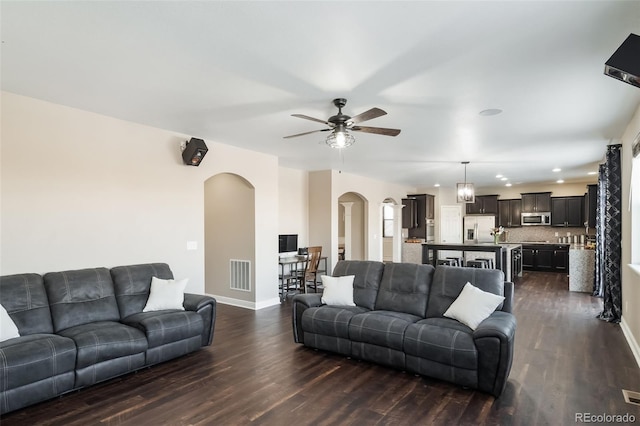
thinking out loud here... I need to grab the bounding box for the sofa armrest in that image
[501,281,514,313]
[291,294,323,343]
[473,311,517,397]
[184,293,217,346]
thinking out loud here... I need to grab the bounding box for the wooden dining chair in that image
[302,246,323,293]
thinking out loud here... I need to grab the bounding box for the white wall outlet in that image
[180,141,187,152]
[554,232,559,237]
[566,232,571,236]
[186,241,198,250]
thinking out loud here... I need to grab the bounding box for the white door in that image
[439,205,463,260]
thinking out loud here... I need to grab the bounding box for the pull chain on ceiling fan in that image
[284,98,401,148]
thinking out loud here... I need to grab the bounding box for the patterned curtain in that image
[593,144,622,323]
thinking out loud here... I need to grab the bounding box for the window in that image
[383,204,394,237]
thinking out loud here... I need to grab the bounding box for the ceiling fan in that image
[284,98,401,148]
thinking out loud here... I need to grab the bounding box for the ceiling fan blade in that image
[348,107,387,124]
[283,128,331,139]
[291,114,330,125]
[351,126,401,136]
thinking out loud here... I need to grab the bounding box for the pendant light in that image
[457,161,475,203]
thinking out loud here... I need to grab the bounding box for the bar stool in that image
[446,257,463,267]
[465,260,486,268]
[475,257,495,269]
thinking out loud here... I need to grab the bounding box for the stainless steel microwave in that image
[521,212,551,226]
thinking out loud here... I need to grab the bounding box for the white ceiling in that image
[2,1,639,190]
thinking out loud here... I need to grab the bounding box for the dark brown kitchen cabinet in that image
[553,246,569,272]
[466,195,499,215]
[402,198,417,229]
[498,199,522,228]
[521,192,551,213]
[425,194,435,220]
[585,184,597,229]
[522,244,569,272]
[551,196,584,227]
[405,194,433,239]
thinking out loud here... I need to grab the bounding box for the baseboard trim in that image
[621,316,640,369]
[206,294,280,311]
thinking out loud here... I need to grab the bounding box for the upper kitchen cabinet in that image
[466,195,499,215]
[551,196,584,227]
[521,192,551,213]
[402,198,417,229]
[584,184,597,228]
[425,194,435,220]
[498,199,522,228]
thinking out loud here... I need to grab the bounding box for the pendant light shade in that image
[457,161,475,203]
[325,124,355,149]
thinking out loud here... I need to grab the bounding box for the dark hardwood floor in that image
[3,271,640,425]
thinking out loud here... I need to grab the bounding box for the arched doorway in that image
[338,192,367,260]
[204,173,256,304]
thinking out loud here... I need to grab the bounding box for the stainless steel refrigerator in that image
[463,215,496,244]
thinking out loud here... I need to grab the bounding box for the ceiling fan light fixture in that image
[326,129,355,149]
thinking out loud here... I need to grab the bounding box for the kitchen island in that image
[422,243,522,282]
[568,244,595,292]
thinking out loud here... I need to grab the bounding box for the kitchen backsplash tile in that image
[501,227,593,243]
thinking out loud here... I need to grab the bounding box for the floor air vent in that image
[622,389,640,406]
[230,259,251,291]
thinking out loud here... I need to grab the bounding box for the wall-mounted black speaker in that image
[182,138,208,166]
[605,33,640,88]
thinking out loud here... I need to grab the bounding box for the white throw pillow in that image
[443,282,505,330]
[0,303,20,342]
[320,275,356,306]
[143,277,188,312]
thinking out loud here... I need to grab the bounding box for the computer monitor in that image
[278,234,298,253]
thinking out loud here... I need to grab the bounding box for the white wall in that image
[1,92,279,306]
[278,167,309,247]
[621,103,640,367]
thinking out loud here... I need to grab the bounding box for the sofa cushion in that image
[332,261,384,310]
[0,304,20,342]
[404,317,477,370]
[444,282,505,330]
[57,321,147,369]
[301,305,369,339]
[0,273,54,335]
[0,333,76,391]
[320,275,355,306]
[44,268,120,332]
[143,277,188,312]
[349,311,421,351]
[122,310,203,348]
[110,263,174,318]
[375,263,434,317]
[426,266,505,319]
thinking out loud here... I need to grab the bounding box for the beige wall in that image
[621,103,640,367]
[1,92,279,306]
[205,173,255,304]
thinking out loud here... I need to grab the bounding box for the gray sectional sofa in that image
[292,261,516,397]
[0,263,216,415]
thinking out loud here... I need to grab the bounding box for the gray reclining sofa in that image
[292,261,516,397]
[0,263,216,415]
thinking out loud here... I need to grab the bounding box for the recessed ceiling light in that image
[479,109,503,116]
[505,183,512,187]
[557,179,564,183]
[588,171,597,175]
[496,174,503,178]
[434,183,440,187]
[552,168,561,172]
[501,177,508,181]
